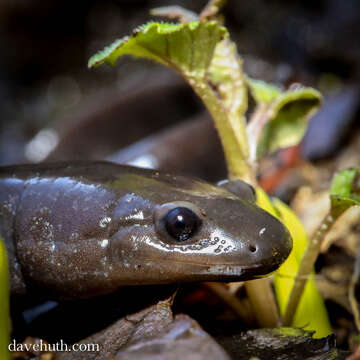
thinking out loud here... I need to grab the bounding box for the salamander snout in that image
[204,198,293,280]
[244,218,293,277]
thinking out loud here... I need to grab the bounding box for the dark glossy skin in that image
[0,161,292,299]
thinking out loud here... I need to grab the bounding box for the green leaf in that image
[247,79,322,157]
[330,168,360,218]
[88,21,226,74]
[89,20,251,180]
[246,77,281,104]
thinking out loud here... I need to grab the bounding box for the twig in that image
[200,0,227,21]
[283,212,335,326]
[349,250,360,331]
[150,6,198,24]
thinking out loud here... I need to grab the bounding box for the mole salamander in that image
[0,161,292,299]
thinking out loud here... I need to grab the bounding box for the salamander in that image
[0,161,292,299]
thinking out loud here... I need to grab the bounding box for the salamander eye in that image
[164,207,201,242]
[154,201,203,243]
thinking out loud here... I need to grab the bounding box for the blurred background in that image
[5,1,360,349]
[1,0,360,184]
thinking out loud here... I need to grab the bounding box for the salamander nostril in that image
[249,245,257,253]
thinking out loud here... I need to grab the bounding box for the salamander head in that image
[105,172,292,286]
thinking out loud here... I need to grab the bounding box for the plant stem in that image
[190,77,253,183]
[283,212,335,326]
[245,279,280,327]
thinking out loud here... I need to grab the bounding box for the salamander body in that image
[0,161,292,299]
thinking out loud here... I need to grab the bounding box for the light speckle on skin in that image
[100,239,109,248]
[130,211,144,220]
[259,227,266,236]
[3,202,14,214]
[125,209,145,221]
[99,217,111,228]
[72,200,79,211]
[70,232,79,240]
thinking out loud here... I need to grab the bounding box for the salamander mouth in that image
[202,262,280,280]
[144,257,281,282]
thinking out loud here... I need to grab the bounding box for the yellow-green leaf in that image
[256,188,332,338]
[0,237,10,360]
